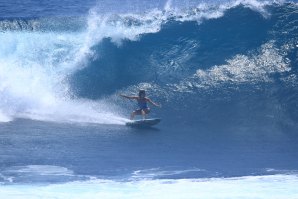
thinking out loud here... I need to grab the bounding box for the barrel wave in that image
[0,1,297,130]
[73,2,298,131]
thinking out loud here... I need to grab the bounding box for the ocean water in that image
[0,0,298,198]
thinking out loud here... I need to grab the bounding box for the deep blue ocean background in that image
[0,0,298,198]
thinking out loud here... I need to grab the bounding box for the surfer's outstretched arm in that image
[147,98,161,107]
[119,94,138,100]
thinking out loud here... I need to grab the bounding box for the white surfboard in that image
[126,118,161,127]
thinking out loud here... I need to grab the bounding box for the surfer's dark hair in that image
[138,89,146,97]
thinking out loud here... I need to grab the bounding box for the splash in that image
[0,28,125,124]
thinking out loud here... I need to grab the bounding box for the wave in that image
[0,164,297,198]
[0,1,297,125]
[71,2,298,127]
[0,174,298,198]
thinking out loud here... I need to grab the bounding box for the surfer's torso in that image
[137,97,148,109]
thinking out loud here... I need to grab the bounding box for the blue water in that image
[0,0,298,198]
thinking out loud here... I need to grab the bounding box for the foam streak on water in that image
[0,175,297,199]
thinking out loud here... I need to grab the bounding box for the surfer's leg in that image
[141,108,150,120]
[131,109,142,120]
[144,108,150,114]
[141,110,146,119]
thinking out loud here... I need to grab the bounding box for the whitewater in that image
[0,0,298,198]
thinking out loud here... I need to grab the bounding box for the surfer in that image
[120,89,161,120]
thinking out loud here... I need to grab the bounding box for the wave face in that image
[0,1,297,129]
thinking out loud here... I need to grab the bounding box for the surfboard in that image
[126,118,161,127]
